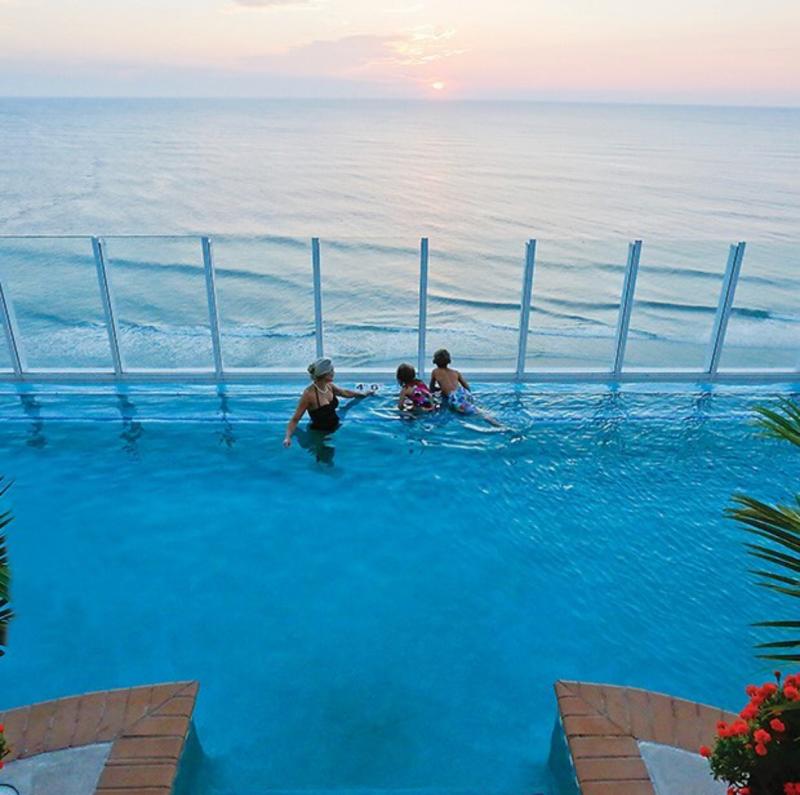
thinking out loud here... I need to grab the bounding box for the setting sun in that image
[431,81,446,91]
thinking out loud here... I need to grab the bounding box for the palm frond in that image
[754,620,800,628]
[0,477,11,656]
[728,404,800,662]
[754,399,800,447]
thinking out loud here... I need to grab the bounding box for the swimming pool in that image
[0,383,794,794]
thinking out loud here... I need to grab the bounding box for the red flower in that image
[785,784,799,795]
[740,705,758,720]
[753,729,772,744]
[755,743,768,756]
[770,718,786,733]
[784,685,799,701]
[761,683,778,697]
[699,745,712,758]
[740,788,751,795]
[746,684,758,697]
[0,723,4,733]
[732,720,749,735]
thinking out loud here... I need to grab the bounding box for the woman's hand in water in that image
[283,436,292,448]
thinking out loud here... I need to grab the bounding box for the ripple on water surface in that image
[0,384,796,794]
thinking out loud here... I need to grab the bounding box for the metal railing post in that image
[706,241,746,376]
[201,236,224,378]
[515,239,537,378]
[612,239,642,375]
[417,237,429,377]
[0,273,24,376]
[311,237,324,359]
[91,236,123,376]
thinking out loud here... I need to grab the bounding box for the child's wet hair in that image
[432,348,451,367]
[396,363,416,384]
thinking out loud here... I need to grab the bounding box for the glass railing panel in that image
[526,239,626,370]
[0,236,111,369]
[213,236,314,370]
[0,335,11,371]
[322,238,420,372]
[425,236,522,372]
[719,241,800,370]
[102,236,213,370]
[623,240,729,370]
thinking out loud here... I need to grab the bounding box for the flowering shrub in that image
[0,723,8,769]
[701,672,800,795]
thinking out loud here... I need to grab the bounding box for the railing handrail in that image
[0,234,794,385]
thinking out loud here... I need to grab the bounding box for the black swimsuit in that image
[308,388,340,431]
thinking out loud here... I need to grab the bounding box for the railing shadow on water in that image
[0,234,797,386]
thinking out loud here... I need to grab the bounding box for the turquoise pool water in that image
[0,384,795,794]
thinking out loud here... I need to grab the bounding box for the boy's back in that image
[430,366,463,395]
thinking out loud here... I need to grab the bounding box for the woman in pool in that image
[396,363,436,412]
[283,357,371,447]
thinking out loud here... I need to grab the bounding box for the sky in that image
[0,0,799,105]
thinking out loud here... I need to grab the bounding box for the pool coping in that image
[555,680,736,795]
[0,680,199,794]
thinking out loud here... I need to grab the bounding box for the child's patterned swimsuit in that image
[446,385,476,414]
[409,380,434,409]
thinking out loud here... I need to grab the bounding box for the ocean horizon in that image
[0,97,797,372]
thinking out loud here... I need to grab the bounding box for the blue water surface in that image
[0,383,797,794]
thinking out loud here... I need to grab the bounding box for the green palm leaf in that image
[730,400,800,663]
[0,477,12,656]
[755,399,800,447]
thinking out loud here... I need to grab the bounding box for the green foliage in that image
[0,477,12,656]
[727,399,800,664]
[708,730,755,789]
[705,676,800,795]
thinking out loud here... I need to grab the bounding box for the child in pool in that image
[429,348,504,427]
[396,363,437,412]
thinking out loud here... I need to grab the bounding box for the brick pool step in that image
[0,681,199,794]
[554,680,736,795]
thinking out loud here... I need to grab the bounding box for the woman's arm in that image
[283,393,309,447]
[332,383,367,399]
[457,370,471,390]
[429,372,438,392]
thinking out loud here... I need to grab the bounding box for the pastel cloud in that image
[241,34,396,75]
[386,25,465,66]
[240,28,466,78]
[231,0,322,7]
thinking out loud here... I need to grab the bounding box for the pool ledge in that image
[0,681,199,794]
[554,680,736,795]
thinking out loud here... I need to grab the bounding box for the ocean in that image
[0,98,798,372]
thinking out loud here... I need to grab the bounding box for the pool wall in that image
[553,680,734,795]
[0,681,199,794]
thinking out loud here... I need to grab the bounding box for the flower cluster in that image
[702,672,800,795]
[0,723,7,769]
